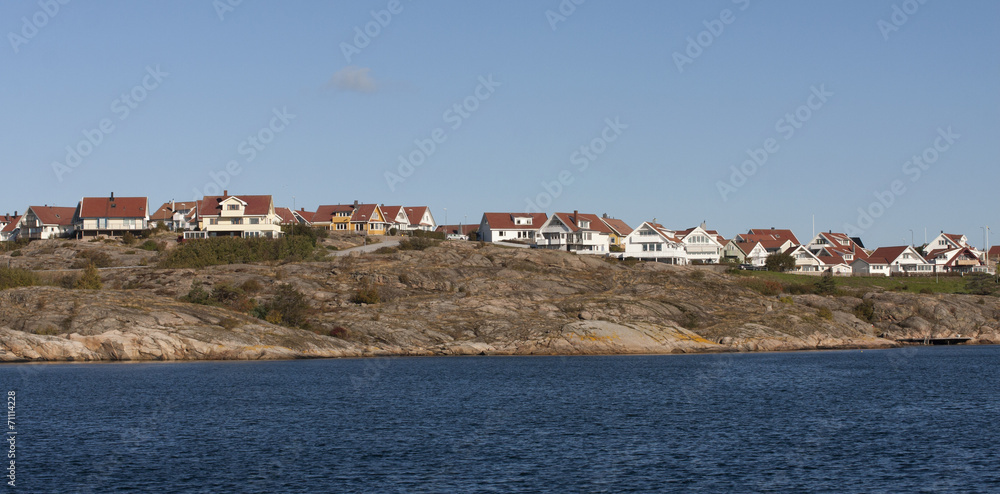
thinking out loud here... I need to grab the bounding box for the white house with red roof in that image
[853,246,932,276]
[598,215,633,249]
[806,231,867,262]
[194,191,282,238]
[926,232,974,251]
[923,246,985,273]
[21,206,77,239]
[0,213,22,242]
[674,223,725,264]
[536,211,612,254]
[622,222,687,264]
[76,193,149,238]
[747,228,800,245]
[150,201,198,231]
[403,206,436,232]
[381,206,409,232]
[785,245,825,274]
[479,213,547,243]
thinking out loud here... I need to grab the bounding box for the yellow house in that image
[598,215,633,248]
[313,202,388,235]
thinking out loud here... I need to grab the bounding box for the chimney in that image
[300,207,304,212]
[353,200,359,208]
[573,210,578,223]
[224,190,228,197]
[110,192,114,200]
[602,213,608,219]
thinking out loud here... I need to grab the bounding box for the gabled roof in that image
[727,240,766,257]
[150,201,198,221]
[274,207,298,225]
[989,246,1000,258]
[27,206,77,226]
[550,212,613,234]
[1,216,20,233]
[631,221,683,244]
[350,204,384,223]
[404,206,433,227]
[817,254,848,266]
[79,196,147,219]
[200,194,273,216]
[381,206,406,224]
[867,246,927,265]
[748,228,799,245]
[293,210,316,224]
[481,212,548,230]
[314,204,356,222]
[599,217,633,237]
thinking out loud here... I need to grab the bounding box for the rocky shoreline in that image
[2,240,998,362]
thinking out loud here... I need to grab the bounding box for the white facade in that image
[199,196,283,238]
[677,226,724,264]
[622,222,688,264]
[852,259,890,277]
[536,214,609,255]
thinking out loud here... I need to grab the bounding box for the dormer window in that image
[227,204,239,210]
[579,220,590,229]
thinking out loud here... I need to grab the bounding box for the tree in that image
[765,252,796,272]
[75,263,103,290]
[814,272,836,295]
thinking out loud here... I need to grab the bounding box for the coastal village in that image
[1,190,995,276]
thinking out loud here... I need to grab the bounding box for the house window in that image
[231,218,243,225]
[336,224,347,230]
[210,219,218,225]
[656,244,662,251]
[355,224,364,231]
[250,218,259,224]
[227,204,239,210]
[98,218,108,229]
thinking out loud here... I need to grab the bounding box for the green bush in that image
[814,273,836,295]
[10,250,22,257]
[139,239,163,251]
[965,274,999,296]
[122,232,137,245]
[74,263,103,290]
[765,252,796,272]
[816,307,834,320]
[853,299,876,322]
[0,238,29,253]
[350,285,381,304]
[739,278,784,296]
[158,236,317,268]
[0,266,40,290]
[410,230,446,240]
[263,284,310,327]
[73,250,114,268]
[397,237,439,251]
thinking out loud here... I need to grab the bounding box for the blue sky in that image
[2,0,998,248]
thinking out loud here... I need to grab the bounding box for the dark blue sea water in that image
[2,346,999,493]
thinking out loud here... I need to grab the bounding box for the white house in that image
[76,194,149,238]
[403,206,436,232]
[150,201,198,231]
[724,240,769,266]
[622,222,688,264]
[479,213,548,243]
[864,246,933,275]
[924,246,985,273]
[192,191,283,238]
[851,257,891,277]
[0,213,21,242]
[536,211,611,254]
[674,223,725,264]
[806,231,867,262]
[21,206,77,239]
[785,245,825,274]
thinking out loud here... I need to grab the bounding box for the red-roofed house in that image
[806,231,867,262]
[311,202,388,235]
[292,209,316,225]
[622,222,687,264]
[403,206,436,232]
[536,211,613,254]
[275,207,299,226]
[786,245,825,274]
[924,247,985,273]
[21,206,77,239]
[0,213,22,242]
[854,246,931,275]
[77,194,149,238]
[193,191,282,238]
[151,201,198,231]
[479,213,547,243]
[927,232,974,251]
[747,228,800,245]
[381,206,408,232]
[598,215,632,249]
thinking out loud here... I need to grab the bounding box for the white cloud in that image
[328,66,377,93]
